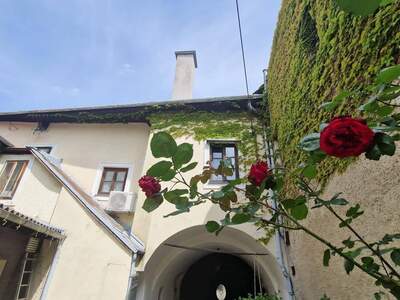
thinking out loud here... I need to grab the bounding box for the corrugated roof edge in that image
[30,148,145,254]
[0,95,261,116]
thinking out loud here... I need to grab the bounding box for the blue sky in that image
[0,0,281,112]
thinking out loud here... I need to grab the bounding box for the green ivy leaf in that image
[211,191,225,200]
[147,161,173,178]
[377,65,400,84]
[330,197,349,206]
[151,132,177,158]
[335,0,380,16]
[180,162,198,173]
[164,189,188,204]
[390,249,400,266]
[323,249,331,266]
[231,213,251,224]
[142,194,163,212]
[205,221,220,233]
[342,237,355,248]
[172,143,193,169]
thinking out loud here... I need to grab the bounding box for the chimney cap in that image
[175,50,197,68]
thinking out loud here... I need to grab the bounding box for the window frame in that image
[0,160,29,200]
[97,167,129,196]
[208,143,239,184]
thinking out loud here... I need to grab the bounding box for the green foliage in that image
[267,0,400,195]
[149,111,263,170]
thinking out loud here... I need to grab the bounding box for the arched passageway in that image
[136,225,290,300]
[180,253,263,300]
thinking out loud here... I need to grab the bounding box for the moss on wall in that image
[267,0,400,194]
[149,111,264,170]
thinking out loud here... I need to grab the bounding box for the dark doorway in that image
[180,253,263,300]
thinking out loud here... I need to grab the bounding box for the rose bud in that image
[320,117,374,158]
[139,175,161,198]
[248,161,269,186]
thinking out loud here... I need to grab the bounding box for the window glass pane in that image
[113,182,124,191]
[101,182,112,193]
[4,162,25,192]
[0,162,15,192]
[225,146,236,158]
[104,171,115,181]
[211,146,223,159]
[210,174,224,182]
[37,147,52,154]
[116,171,126,182]
[211,158,221,169]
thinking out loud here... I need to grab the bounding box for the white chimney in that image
[172,50,197,100]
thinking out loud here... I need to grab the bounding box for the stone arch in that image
[136,225,290,300]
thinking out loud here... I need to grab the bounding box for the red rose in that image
[248,161,269,186]
[320,117,374,158]
[139,176,161,197]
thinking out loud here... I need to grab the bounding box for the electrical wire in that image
[235,0,250,97]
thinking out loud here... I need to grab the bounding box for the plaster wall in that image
[289,147,400,300]
[0,154,61,222]
[0,122,150,196]
[44,187,132,300]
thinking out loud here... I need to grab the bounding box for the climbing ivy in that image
[267,0,400,195]
[149,111,264,171]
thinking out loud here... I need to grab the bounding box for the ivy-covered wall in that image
[149,111,264,170]
[267,0,400,194]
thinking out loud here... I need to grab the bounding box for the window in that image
[97,167,128,195]
[0,160,28,199]
[35,146,52,154]
[209,143,239,183]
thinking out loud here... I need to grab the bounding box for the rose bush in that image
[248,161,269,186]
[320,117,374,158]
[139,175,161,197]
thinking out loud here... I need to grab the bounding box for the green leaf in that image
[375,133,396,156]
[330,198,349,206]
[164,189,188,204]
[231,213,251,224]
[344,259,355,274]
[160,169,176,181]
[346,204,364,218]
[147,161,173,177]
[175,197,189,210]
[180,162,198,173]
[374,291,384,300]
[142,195,163,212]
[211,191,225,200]
[150,132,177,158]
[302,164,317,179]
[390,249,400,266]
[335,0,380,16]
[323,249,331,266]
[172,143,193,169]
[205,221,220,233]
[290,204,308,220]
[377,65,400,84]
[365,144,382,160]
[342,237,355,248]
[299,133,320,152]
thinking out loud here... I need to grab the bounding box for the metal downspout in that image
[126,253,138,300]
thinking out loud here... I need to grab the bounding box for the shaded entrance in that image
[180,253,262,300]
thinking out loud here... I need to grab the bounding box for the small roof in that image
[29,148,145,253]
[0,204,65,240]
[0,95,262,124]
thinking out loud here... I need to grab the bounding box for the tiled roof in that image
[30,148,145,253]
[0,203,65,239]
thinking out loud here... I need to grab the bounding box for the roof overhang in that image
[0,204,65,240]
[0,95,262,124]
